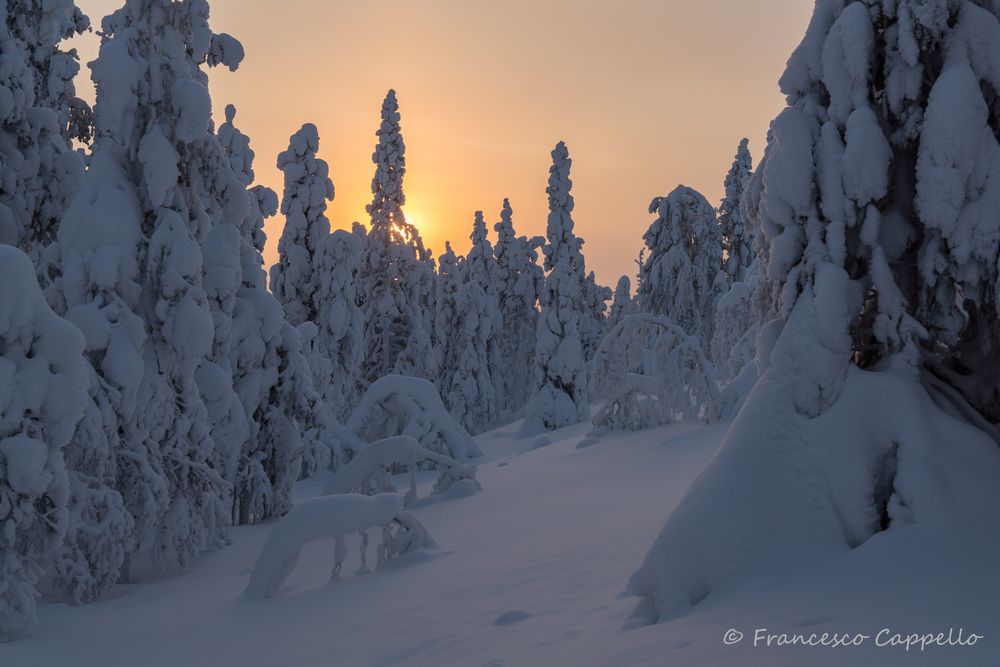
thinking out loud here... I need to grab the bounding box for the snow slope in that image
[3,416,997,666]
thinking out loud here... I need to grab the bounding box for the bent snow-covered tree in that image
[347,375,481,462]
[323,436,479,507]
[523,142,591,433]
[591,314,721,431]
[629,0,1000,624]
[242,493,434,599]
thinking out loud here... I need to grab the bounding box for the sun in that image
[400,208,423,233]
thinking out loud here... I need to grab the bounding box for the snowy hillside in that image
[3,417,997,666]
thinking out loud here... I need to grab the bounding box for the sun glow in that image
[400,209,423,234]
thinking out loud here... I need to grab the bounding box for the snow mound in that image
[243,493,434,599]
[323,435,479,506]
[628,359,1000,623]
[347,375,481,461]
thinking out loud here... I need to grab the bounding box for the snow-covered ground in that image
[4,416,997,667]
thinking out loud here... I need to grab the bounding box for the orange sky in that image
[70,0,813,288]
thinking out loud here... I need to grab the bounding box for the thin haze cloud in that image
[68,0,813,287]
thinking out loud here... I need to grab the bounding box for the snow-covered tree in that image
[491,199,544,417]
[269,123,333,327]
[0,0,135,606]
[719,138,753,283]
[51,365,133,606]
[523,142,590,432]
[636,186,724,348]
[218,105,325,522]
[580,270,612,361]
[228,291,310,524]
[311,229,364,423]
[270,121,364,427]
[749,0,1000,411]
[84,0,246,569]
[0,246,88,641]
[0,0,88,262]
[711,140,760,381]
[629,0,1000,624]
[10,0,92,142]
[443,212,499,433]
[218,104,276,292]
[359,90,436,385]
[434,242,464,406]
[710,280,758,383]
[55,149,162,583]
[608,275,633,328]
[197,110,258,514]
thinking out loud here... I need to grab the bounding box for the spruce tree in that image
[217,105,308,523]
[523,142,590,432]
[445,212,500,433]
[719,138,753,283]
[270,123,334,327]
[580,270,612,360]
[608,275,633,328]
[434,242,464,407]
[492,199,545,416]
[637,186,724,349]
[359,90,436,385]
[83,0,246,569]
[314,229,365,423]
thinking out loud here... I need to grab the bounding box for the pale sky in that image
[70,0,813,287]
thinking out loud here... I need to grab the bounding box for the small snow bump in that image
[494,609,531,626]
[527,435,552,451]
